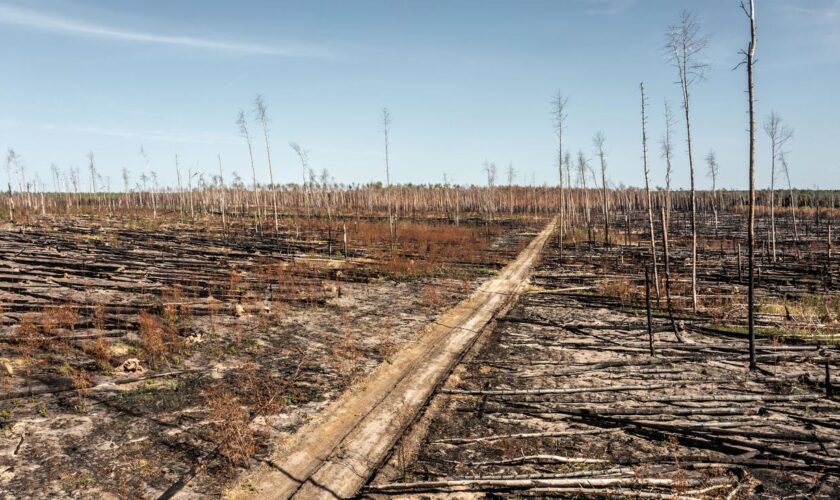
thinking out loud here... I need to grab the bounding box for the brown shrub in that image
[16,318,40,358]
[137,312,165,365]
[40,304,79,334]
[237,360,286,415]
[421,284,441,310]
[85,337,112,366]
[206,386,257,466]
[70,367,93,412]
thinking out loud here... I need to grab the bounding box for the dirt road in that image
[231,217,556,499]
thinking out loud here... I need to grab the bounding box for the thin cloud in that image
[224,73,249,89]
[0,4,335,58]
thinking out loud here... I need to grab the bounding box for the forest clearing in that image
[2,0,840,498]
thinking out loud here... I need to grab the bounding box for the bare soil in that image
[0,215,538,498]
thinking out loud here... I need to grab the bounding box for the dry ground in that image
[370,235,840,498]
[0,214,538,498]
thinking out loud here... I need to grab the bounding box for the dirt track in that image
[231,218,557,499]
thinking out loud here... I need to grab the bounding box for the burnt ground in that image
[369,239,840,498]
[0,215,537,498]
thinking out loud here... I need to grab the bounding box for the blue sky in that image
[1,0,838,191]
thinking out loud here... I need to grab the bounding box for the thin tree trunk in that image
[640,83,661,302]
[744,0,758,371]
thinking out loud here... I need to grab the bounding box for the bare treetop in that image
[236,110,250,138]
[705,149,719,182]
[381,107,392,133]
[254,94,269,128]
[551,91,568,134]
[763,111,794,155]
[665,11,710,86]
[593,131,606,155]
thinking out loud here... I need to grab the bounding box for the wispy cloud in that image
[0,4,335,58]
[224,73,249,89]
[582,0,638,16]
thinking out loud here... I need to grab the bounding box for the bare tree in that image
[577,151,592,244]
[290,142,310,220]
[552,92,569,251]
[218,155,227,235]
[661,99,676,227]
[4,149,18,220]
[87,151,97,194]
[593,131,609,245]
[779,152,799,241]
[739,0,758,371]
[506,162,516,214]
[705,149,719,230]
[640,83,661,301]
[237,109,261,223]
[139,145,156,220]
[254,95,279,234]
[483,160,498,219]
[175,154,184,217]
[763,111,794,262]
[666,10,709,313]
[382,107,395,249]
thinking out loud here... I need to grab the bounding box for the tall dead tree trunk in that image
[661,100,675,228]
[763,111,794,263]
[577,152,592,245]
[218,155,227,236]
[254,95,279,235]
[382,108,395,252]
[741,0,758,371]
[237,110,262,225]
[593,132,609,246]
[667,11,708,313]
[640,83,661,302]
[780,152,799,241]
[553,92,568,258]
[705,149,719,233]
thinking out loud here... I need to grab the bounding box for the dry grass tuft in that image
[206,386,258,466]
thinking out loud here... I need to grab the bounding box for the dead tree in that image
[661,99,676,227]
[552,92,569,254]
[382,107,395,250]
[640,83,661,302]
[779,152,799,241]
[705,149,719,232]
[237,109,261,224]
[577,152,592,245]
[217,155,227,235]
[506,163,516,214]
[666,11,709,313]
[175,155,184,217]
[763,111,794,262]
[254,95,279,234]
[593,131,609,245]
[740,0,758,371]
[87,152,97,195]
[290,142,311,233]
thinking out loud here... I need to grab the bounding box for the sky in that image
[0,0,838,191]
